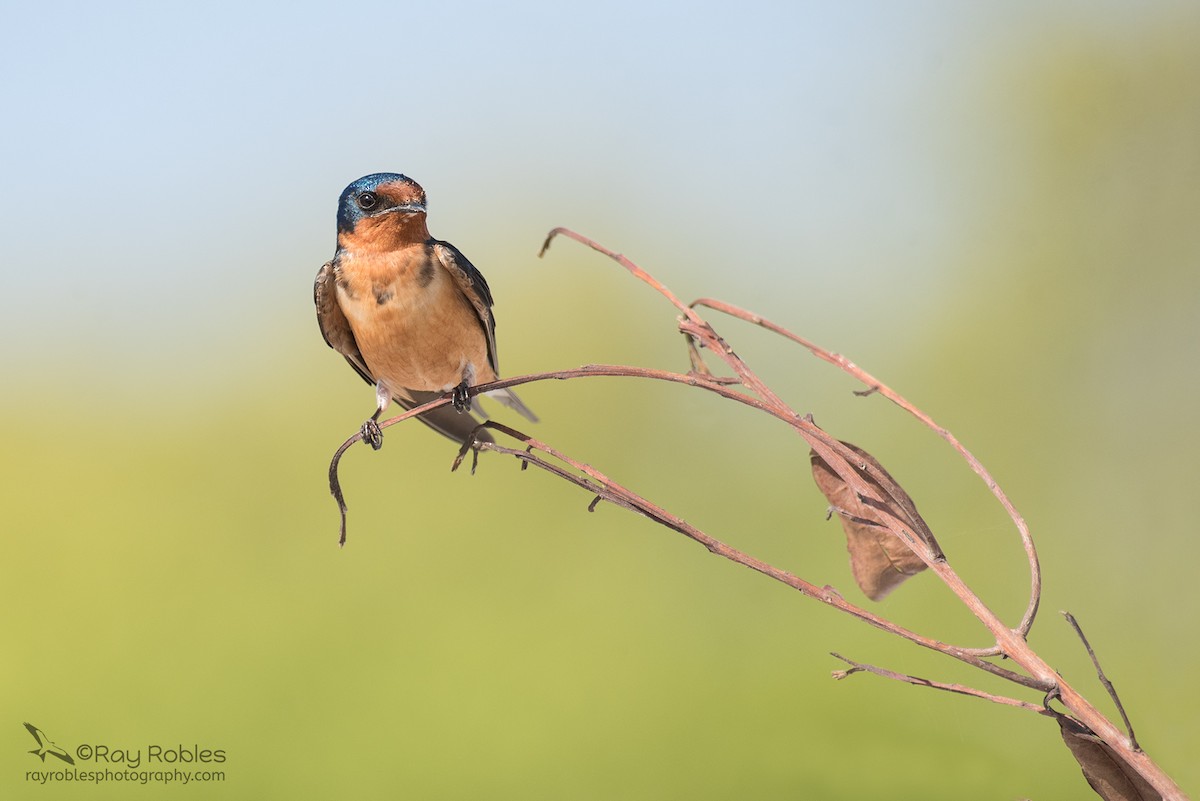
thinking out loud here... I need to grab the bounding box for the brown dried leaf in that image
[1057,717,1161,801]
[810,441,942,601]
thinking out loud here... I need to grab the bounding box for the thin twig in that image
[1062,611,1140,751]
[829,653,1046,713]
[327,431,358,547]
[327,398,462,546]
[541,228,792,411]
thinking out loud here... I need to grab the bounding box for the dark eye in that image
[357,191,378,210]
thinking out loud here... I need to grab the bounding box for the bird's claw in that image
[451,382,472,414]
[361,419,384,450]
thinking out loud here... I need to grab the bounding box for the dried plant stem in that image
[540,229,1015,658]
[829,652,1046,712]
[1064,611,1140,751]
[689,297,1042,645]
[323,228,1187,800]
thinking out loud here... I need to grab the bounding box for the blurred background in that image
[2,1,1198,798]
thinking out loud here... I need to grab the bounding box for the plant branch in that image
[539,231,1034,663]
[1063,611,1140,751]
[535,229,1184,798]
[829,652,1046,713]
[321,227,1188,800]
[689,297,1042,644]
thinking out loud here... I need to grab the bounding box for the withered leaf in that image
[810,441,942,601]
[1057,716,1162,801]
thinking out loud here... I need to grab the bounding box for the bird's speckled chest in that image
[334,246,440,323]
[331,245,490,393]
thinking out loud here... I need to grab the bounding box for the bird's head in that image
[336,173,429,247]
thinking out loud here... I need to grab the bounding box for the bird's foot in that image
[361,419,384,451]
[451,382,472,414]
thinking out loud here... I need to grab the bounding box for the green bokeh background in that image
[2,2,1197,799]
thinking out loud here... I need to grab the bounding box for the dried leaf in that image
[1057,716,1161,801]
[810,441,942,601]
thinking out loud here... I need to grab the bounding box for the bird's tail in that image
[483,387,538,423]
[393,387,536,446]
[395,390,494,445]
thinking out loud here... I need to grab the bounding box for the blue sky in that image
[0,4,971,327]
[0,1,1186,373]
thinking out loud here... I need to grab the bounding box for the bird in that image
[24,723,75,765]
[315,173,536,449]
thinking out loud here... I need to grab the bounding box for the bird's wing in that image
[432,242,537,423]
[23,723,43,746]
[50,748,74,765]
[432,242,499,376]
[314,260,374,386]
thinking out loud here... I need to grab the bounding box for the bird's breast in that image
[334,248,492,392]
[335,249,435,322]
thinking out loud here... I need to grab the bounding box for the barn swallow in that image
[315,173,536,449]
[24,723,75,765]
